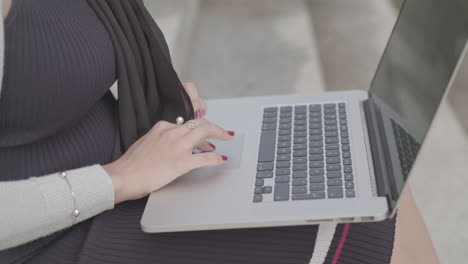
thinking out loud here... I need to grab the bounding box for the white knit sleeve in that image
[0,165,115,250]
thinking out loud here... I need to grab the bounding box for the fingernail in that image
[222,155,228,161]
[228,131,235,136]
[209,143,216,150]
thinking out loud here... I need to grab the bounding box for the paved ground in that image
[146,0,468,262]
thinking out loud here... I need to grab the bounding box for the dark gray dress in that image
[0,0,395,263]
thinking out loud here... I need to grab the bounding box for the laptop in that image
[141,0,468,233]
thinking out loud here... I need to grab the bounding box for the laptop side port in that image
[306,219,333,223]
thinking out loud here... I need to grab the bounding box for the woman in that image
[0,0,436,263]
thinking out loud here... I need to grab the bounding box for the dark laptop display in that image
[367,0,468,210]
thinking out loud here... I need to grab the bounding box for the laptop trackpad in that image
[210,133,244,170]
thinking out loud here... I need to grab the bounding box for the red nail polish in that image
[222,155,228,161]
[228,131,235,136]
[209,143,216,150]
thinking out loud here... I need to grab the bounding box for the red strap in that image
[332,223,350,264]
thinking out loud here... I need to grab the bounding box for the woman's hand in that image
[103,118,234,204]
[183,82,207,119]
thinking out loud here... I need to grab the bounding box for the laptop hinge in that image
[362,99,393,208]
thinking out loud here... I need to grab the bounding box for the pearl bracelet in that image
[59,171,80,224]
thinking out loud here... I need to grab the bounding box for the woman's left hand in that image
[183,82,207,119]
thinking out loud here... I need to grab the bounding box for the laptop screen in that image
[368,0,468,206]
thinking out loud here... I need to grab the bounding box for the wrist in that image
[102,163,126,204]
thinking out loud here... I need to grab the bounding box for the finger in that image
[195,110,199,119]
[190,152,227,170]
[183,119,233,147]
[195,141,216,152]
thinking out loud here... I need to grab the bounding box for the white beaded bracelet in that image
[59,171,80,224]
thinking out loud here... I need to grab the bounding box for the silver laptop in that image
[141,0,468,233]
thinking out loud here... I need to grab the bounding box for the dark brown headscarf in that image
[87,0,194,157]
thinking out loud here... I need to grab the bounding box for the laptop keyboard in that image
[253,103,355,203]
[391,120,421,180]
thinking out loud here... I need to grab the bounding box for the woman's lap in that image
[28,199,396,264]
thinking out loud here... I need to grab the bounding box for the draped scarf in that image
[87,0,194,157]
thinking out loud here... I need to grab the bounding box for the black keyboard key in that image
[309,148,324,155]
[263,112,277,118]
[279,130,292,136]
[280,106,293,112]
[309,142,323,148]
[325,138,339,144]
[324,114,337,119]
[263,186,273,194]
[341,132,349,138]
[341,138,350,144]
[325,131,339,137]
[275,169,290,176]
[279,118,292,124]
[327,164,341,171]
[274,183,290,201]
[275,176,290,183]
[326,150,340,157]
[254,187,263,194]
[341,125,348,131]
[309,117,322,123]
[309,129,322,135]
[326,157,340,164]
[338,103,345,108]
[253,194,263,202]
[309,154,324,161]
[293,144,307,150]
[263,117,277,123]
[279,123,292,130]
[309,169,325,176]
[258,130,276,162]
[277,141,291,148]
[343,158,352,165]
[294,126,307,131]
[294,114,306,120]
[277,154,291,161]
[309,161,324,168]
[324,120,337,125]
[276,161,291,168]
[325,125,338,131]
[293,150,307,157]
[327,179,343,186]
[324,103,336,109]
[256,171,273,178]
[309,135,323,141]
[327,171,342,178]
[257,162,274,171]
[344,174,353,181]
[345,182,354,189]
[292,192,325,200]
[294,131,307,138]
[295,105,307,114]
[292,186,307,194]
[310,183,325,191]
[264,107,278,112]
[309,104,321,112]
[295,119,307,125]
[325,144,339,150]
[310,112,321,117]
[292,179,308,186]
[293,164,307,171]
[344,166,353,173]
[280,112,292,118]
[309,177,325,183]
[346,189,355,198]
[292,171,307,178]
[342,145,350,151]
[278,135,292,142]
[293,157,307,164]
[324,108,336,114]
[255,179,264,186]
[310,123,322,129]
[277,148,291,154]
[328,187,344,198]
[342,151,351,158]
[294,137,307,144]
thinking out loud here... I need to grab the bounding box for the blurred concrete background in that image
[145,0,468,262]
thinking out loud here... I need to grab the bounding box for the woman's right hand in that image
[103,118,234,204]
